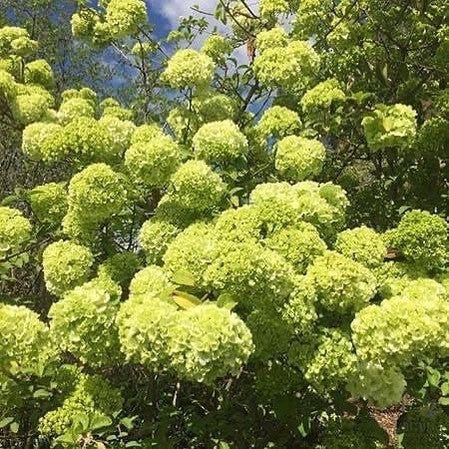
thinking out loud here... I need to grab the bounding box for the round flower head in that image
[308,251,377,314]
[49,283,121,367]
[139,219,180,265]
[124,134,181,188]
[163,222,216,289]
[131,123,164,144]
[255,27,288,53]
[105,0,147,38]
[128,265,175,302]
[192,119,248,165]
[204,240,296,309]
[0,304,55,376]
[388,210,448,270]
[0,69,18,100]
[42,240,94,296]
[275,136,326,182]
[362,103,417,150]
[300,78,345,116]
[58,98,96,124]
[24,59,54,89]
[347,363,406,409]
[97,252,141,287]
[166,304,254,384]
[11,93,49,125]
[98,115,135,157]
[201,34,233,63]
[256,106,302,140]
[0,206,32,256]
[167,160,226,213]
[161,49,215,89]
[193,93,237,123]
[254,40,320,92]
[265,222,327,273]
[67,163,127,223]
[259,0,290,17]
[102,105,134,121]
[29,182,68,226]
[335,226,386,268]
[351,284,449,368]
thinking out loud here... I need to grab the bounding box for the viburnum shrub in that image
[1,0,449,446]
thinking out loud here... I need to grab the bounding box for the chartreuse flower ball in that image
[22,122,63,161]
[97,252,141,287]
[201,34,233,63]
[335,225,386,268]
[24,59,54,89]
[29,182,68,226]
[0,206,32,256]
[192,119,248,165]
[161,49,215,89]
[139,219,180,265]
[128,265,175,302]
[275,136,326,182]
[255,27,289,53]
[0,304,55,376]
[256,105,302,140]
[193,92,237,123]
[39,373,123,438]
[388,210,448,270]
[124,134,181,188]
[131,123,164,144]
[58,97,95,124]
[167,160,226,212]
[265,222,327,273]
[166,304,254,384]
[362,103,417,150]
[49,282,122,367]
[98,114,136,157]
[42,240,93,296]
[307,251,377,314]
[259,0,290,17]
[67,163,127,223]
[105,0,147,38]
[300,78,345,115]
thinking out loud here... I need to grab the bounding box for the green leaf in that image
[172,290,202,309]
[439,397,449,406]
[427,367,441,387]
[33,388,51,399]
[10,422,19,433]
[171,270,195,287]
[0,417,14,428]
[90,414,112,431]
[216,293,238,311]
[120,416,136,430]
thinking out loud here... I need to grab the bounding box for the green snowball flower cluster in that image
[128,265,174,302]
[293,0,333,39]
[387,210,448,270]
[98,115,135,156]
[24,59,54,89]
[347,363,406,409]
[139,219,180,265]
[335,226,386,268]
[193,93,237,124]
[124,134,181,188]
[0,26,37,57]
[11,91,51,125]
[204,240,296,308]
[58,97,95,124]
[105,0,147,38]
[246,308,293,360]
[0,206,32,257]
[22,122,63,161]
[166,304,254,384]
[42,240,94,295]
[282,276,318,335]
[265,222,327,273]
[259,0,291,17]
[0,304,55,376]
[163,223,217,288]
[275,135,326,182]
[255,27,289,53]
[97,252,141,287]
[300,78,345,116]
[161,49,215,89]
[254,40,320,92]
[163,160,226,213]
[300,329,357,392]
[0,69,18,100]
[351,281,449,368]
[118,298,253,383]
[255,105,302,140]
[201,34,233,63]
[39,374,123,437]
[192,119,248,165]
[66,163,127,226]
[131,122,164,144]
[29,182,68,226]
[49,282,121,366]
[362,103,417,150]
[307,251,377,313]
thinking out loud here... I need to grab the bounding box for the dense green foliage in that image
[1,0,449,447]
